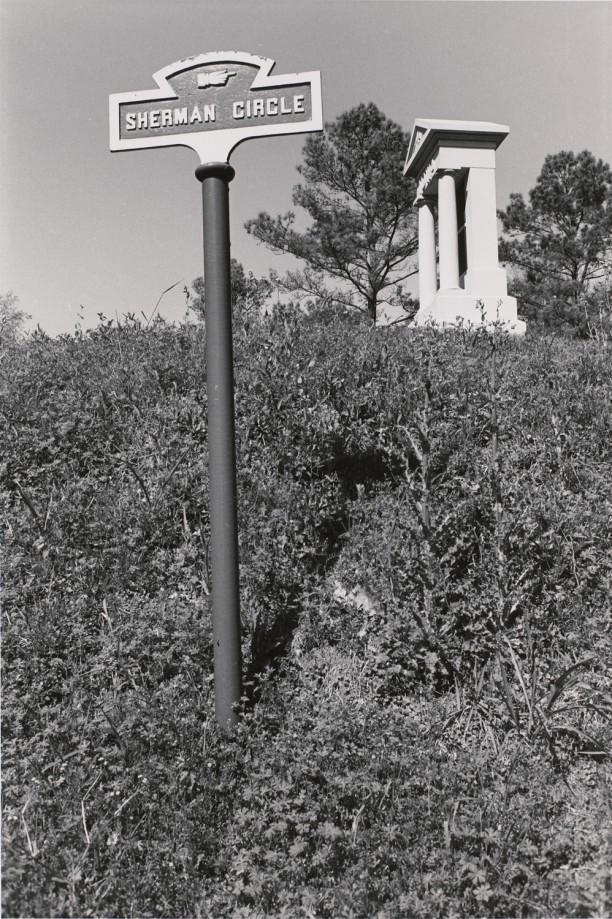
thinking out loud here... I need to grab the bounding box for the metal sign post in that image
[110,53,323,727]
[197,161,242,727]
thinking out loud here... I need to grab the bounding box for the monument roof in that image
[404,118,509,178]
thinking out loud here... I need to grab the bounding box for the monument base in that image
[412,292,526,336]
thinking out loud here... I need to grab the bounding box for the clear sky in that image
[1,0,611,335]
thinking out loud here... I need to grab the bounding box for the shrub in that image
[2,310,611,916]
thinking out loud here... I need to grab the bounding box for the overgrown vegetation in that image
[2,306,611,917]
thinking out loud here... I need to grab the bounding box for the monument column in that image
[416,196,437,310]
[464,167,507,296]
[437,169,460,290]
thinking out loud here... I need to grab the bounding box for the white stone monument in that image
[404,119,525,334]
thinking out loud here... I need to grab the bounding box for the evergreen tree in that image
[245,103,418,324]
[499,150,612,333]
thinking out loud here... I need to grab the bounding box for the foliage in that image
[499,150,612,335]
[245,103,419,323]
[2,308,612,917]
[188,259,273,321]
[0,292,30,343]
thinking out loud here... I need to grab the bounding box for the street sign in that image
[109,53,323,728]
[109,51,323,162]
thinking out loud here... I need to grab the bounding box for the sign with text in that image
[109,52,323,162]
[109,52,324,725]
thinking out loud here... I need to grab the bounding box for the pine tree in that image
[245,103,418,324]
[499,150,612,332]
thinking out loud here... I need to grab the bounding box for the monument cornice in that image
[404,118,509,180]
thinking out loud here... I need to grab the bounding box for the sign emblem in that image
[109,51,323,162]
[197,70,237,89]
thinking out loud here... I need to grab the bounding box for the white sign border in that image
[109,51,323,163]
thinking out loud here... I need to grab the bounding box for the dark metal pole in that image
[195,161,242,728]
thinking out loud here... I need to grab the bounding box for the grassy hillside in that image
[2,309,611,917]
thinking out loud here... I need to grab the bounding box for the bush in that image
[2,310,611,917]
